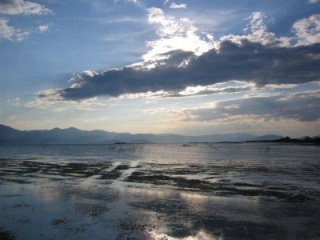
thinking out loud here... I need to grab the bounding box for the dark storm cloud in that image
[181,91,320,122]
[44,40,320,100]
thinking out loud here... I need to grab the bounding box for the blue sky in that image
[0,0,319,137]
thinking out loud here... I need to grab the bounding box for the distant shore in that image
[247,136,320,145]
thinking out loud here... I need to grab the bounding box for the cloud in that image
[35,39,319,102]
[178,91,320,123]
[0,0,52,15]
[26,89,65,109]
[176,82,254,97]
[0,18,16,40]
[121,90,172,99]
[143,8,215,62]
[222,12,320,48]
[222,12,291,47]
[292,14,320,46]
[0,18,29,40]
[169,2,187,9]
[117,81,254,99]
[0,20,49,41]
[31,10,320,107]
[308,0,320,3]
[7,98,21,106]
[38,25,49,33]
[26,89,107,111]
[114,0,139,5]
[0,1,52,40]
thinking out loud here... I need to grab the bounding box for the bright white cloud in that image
[114,0,138,4]
[120,90,171,99]
[128,81,255,99]
[222,12,320,47]
[0,0,52,15]
[169,2,187,9]
[68,70,98,88]
[38,25,49,33]
[264,84,297,90]
[0,0,51,41]
[0,19,15,40]
[143,8,215,62]
[177,81,255,97]
[221,12,291,47]
[0,18,29,41]
[292,14,320,46]
[244,12,268,34]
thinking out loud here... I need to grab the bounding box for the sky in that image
[0,0,319,137]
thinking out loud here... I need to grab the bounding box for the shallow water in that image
[0,143,319,239]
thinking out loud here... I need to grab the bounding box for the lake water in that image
[0,143,319,240]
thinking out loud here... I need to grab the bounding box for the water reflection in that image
[149,229,219,240]
[29,183,62,202]
[0,143,319,239]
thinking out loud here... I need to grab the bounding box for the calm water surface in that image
[0,143,319,239]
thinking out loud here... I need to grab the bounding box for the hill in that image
[0,124,314,145]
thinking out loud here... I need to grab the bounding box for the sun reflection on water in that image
[148,229,222,240]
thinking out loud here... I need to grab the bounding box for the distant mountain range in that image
[0,124,311,145]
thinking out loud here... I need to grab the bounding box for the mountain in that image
[253,134,283,141]
[0,124,295,145]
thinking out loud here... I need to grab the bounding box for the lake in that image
[0,143,319,239]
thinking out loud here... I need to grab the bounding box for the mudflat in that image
[0,143,319,239]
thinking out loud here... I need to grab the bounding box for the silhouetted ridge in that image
[0,124,318,144]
